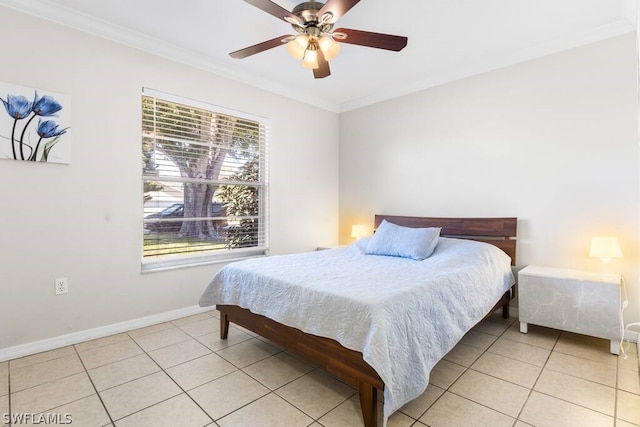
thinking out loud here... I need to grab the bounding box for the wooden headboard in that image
[374,215,517,265]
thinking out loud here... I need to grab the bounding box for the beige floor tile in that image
[166,353,237,391]
[11,372,95,414]
[428,359,466,389]
[88,353,160,392]
[419,392,514,427]
[197,327,254,351]
[0,362,8,397]
[442,343,483,367]
[10,353,84,392]
[503,323,560,350]
[616,420,639,427]
[617,390,640,425]
[45,394,111,427]
[172,313,213,327]
[276,370,355,419]
[449,369,528,417]
[99,371,182,421]
[554,334,618,365]
[78,339,143,370]
[127,322,175,338]
[534,369,615,415]
[472,313,515,337]
[115,393,211,427]
[620,351,640,373]
[243,352,313,390]
[148,339,210,369]
[216,338,279,368]
[318,394,413,427]
[230,324,258,337]
[132,327,191,352]
[514,421,535,427]
[471,352,541,388]
[9,346,75,370]
[458,330,498,351]
[0,395,8,426]
[618,368,640,395]
[75,333,132,353]
[189,370,269,420]
[519,391,613,427]
[398,384,444,419]
[177,317,220,338]
[217,393,312,427]
[545,351,616,387]
[488,336,551,367]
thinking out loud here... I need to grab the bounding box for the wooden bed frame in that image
[217,215,517,427]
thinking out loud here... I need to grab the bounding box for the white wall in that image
[0,7,339,349]
[339,34,640,326]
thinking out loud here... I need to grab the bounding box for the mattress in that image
[199,237,515,424]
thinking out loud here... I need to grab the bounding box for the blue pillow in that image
[365,220,441,260]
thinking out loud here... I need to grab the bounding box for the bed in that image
[199,215,517,426]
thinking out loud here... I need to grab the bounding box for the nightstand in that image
[316,245,347,250]
[518,265,622,354]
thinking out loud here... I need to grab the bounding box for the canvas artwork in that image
[0,82,71,164]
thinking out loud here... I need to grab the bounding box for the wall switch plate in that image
[55,277,68,295]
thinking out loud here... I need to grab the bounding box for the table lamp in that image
[351,224,371,240]
[589,237,622,277]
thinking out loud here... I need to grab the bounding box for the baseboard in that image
[0,305,214,362]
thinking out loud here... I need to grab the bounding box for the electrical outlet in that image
[55,277,68,295]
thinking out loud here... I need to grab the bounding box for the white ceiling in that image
[0,0,636,112]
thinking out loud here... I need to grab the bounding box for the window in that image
[141,88,268,271]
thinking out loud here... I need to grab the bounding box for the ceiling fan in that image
[229,0,408,79]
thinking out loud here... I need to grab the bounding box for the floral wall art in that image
[0,82,71,164]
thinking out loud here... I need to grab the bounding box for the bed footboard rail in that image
[217,304,383,426]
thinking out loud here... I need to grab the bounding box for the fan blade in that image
[243,0,302,24]
[334,28,407,51]
[229,35,291,59]
[318,0,361,22]
[313,50,331,79]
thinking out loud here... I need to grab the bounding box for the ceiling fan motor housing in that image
[291,1,334,34]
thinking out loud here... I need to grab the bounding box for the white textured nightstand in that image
[316,245,347,250]
[518,265,622,354]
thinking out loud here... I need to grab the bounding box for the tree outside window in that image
[141,89,267,267]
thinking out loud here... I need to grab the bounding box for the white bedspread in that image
[199,237,515,425]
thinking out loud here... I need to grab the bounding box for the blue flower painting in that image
[0,82,71,164]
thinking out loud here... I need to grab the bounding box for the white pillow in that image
[365,220,440,260]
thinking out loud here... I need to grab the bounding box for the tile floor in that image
[1,311,639,426]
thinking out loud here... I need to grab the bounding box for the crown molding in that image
[0,0,632,114]
[338,19,636,112]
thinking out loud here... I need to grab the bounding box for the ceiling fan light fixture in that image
[302,47,319,69]
[319,35,341,61]
[287,34,309,60]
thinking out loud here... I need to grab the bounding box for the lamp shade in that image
[301,48,319,69]
[318,36,341,61]
[589,237,623,260]
[287,35,308,60]
[351,224,371,239]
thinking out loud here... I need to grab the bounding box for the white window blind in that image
[141,88,268,270]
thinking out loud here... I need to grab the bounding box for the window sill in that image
[141,248,268,273]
